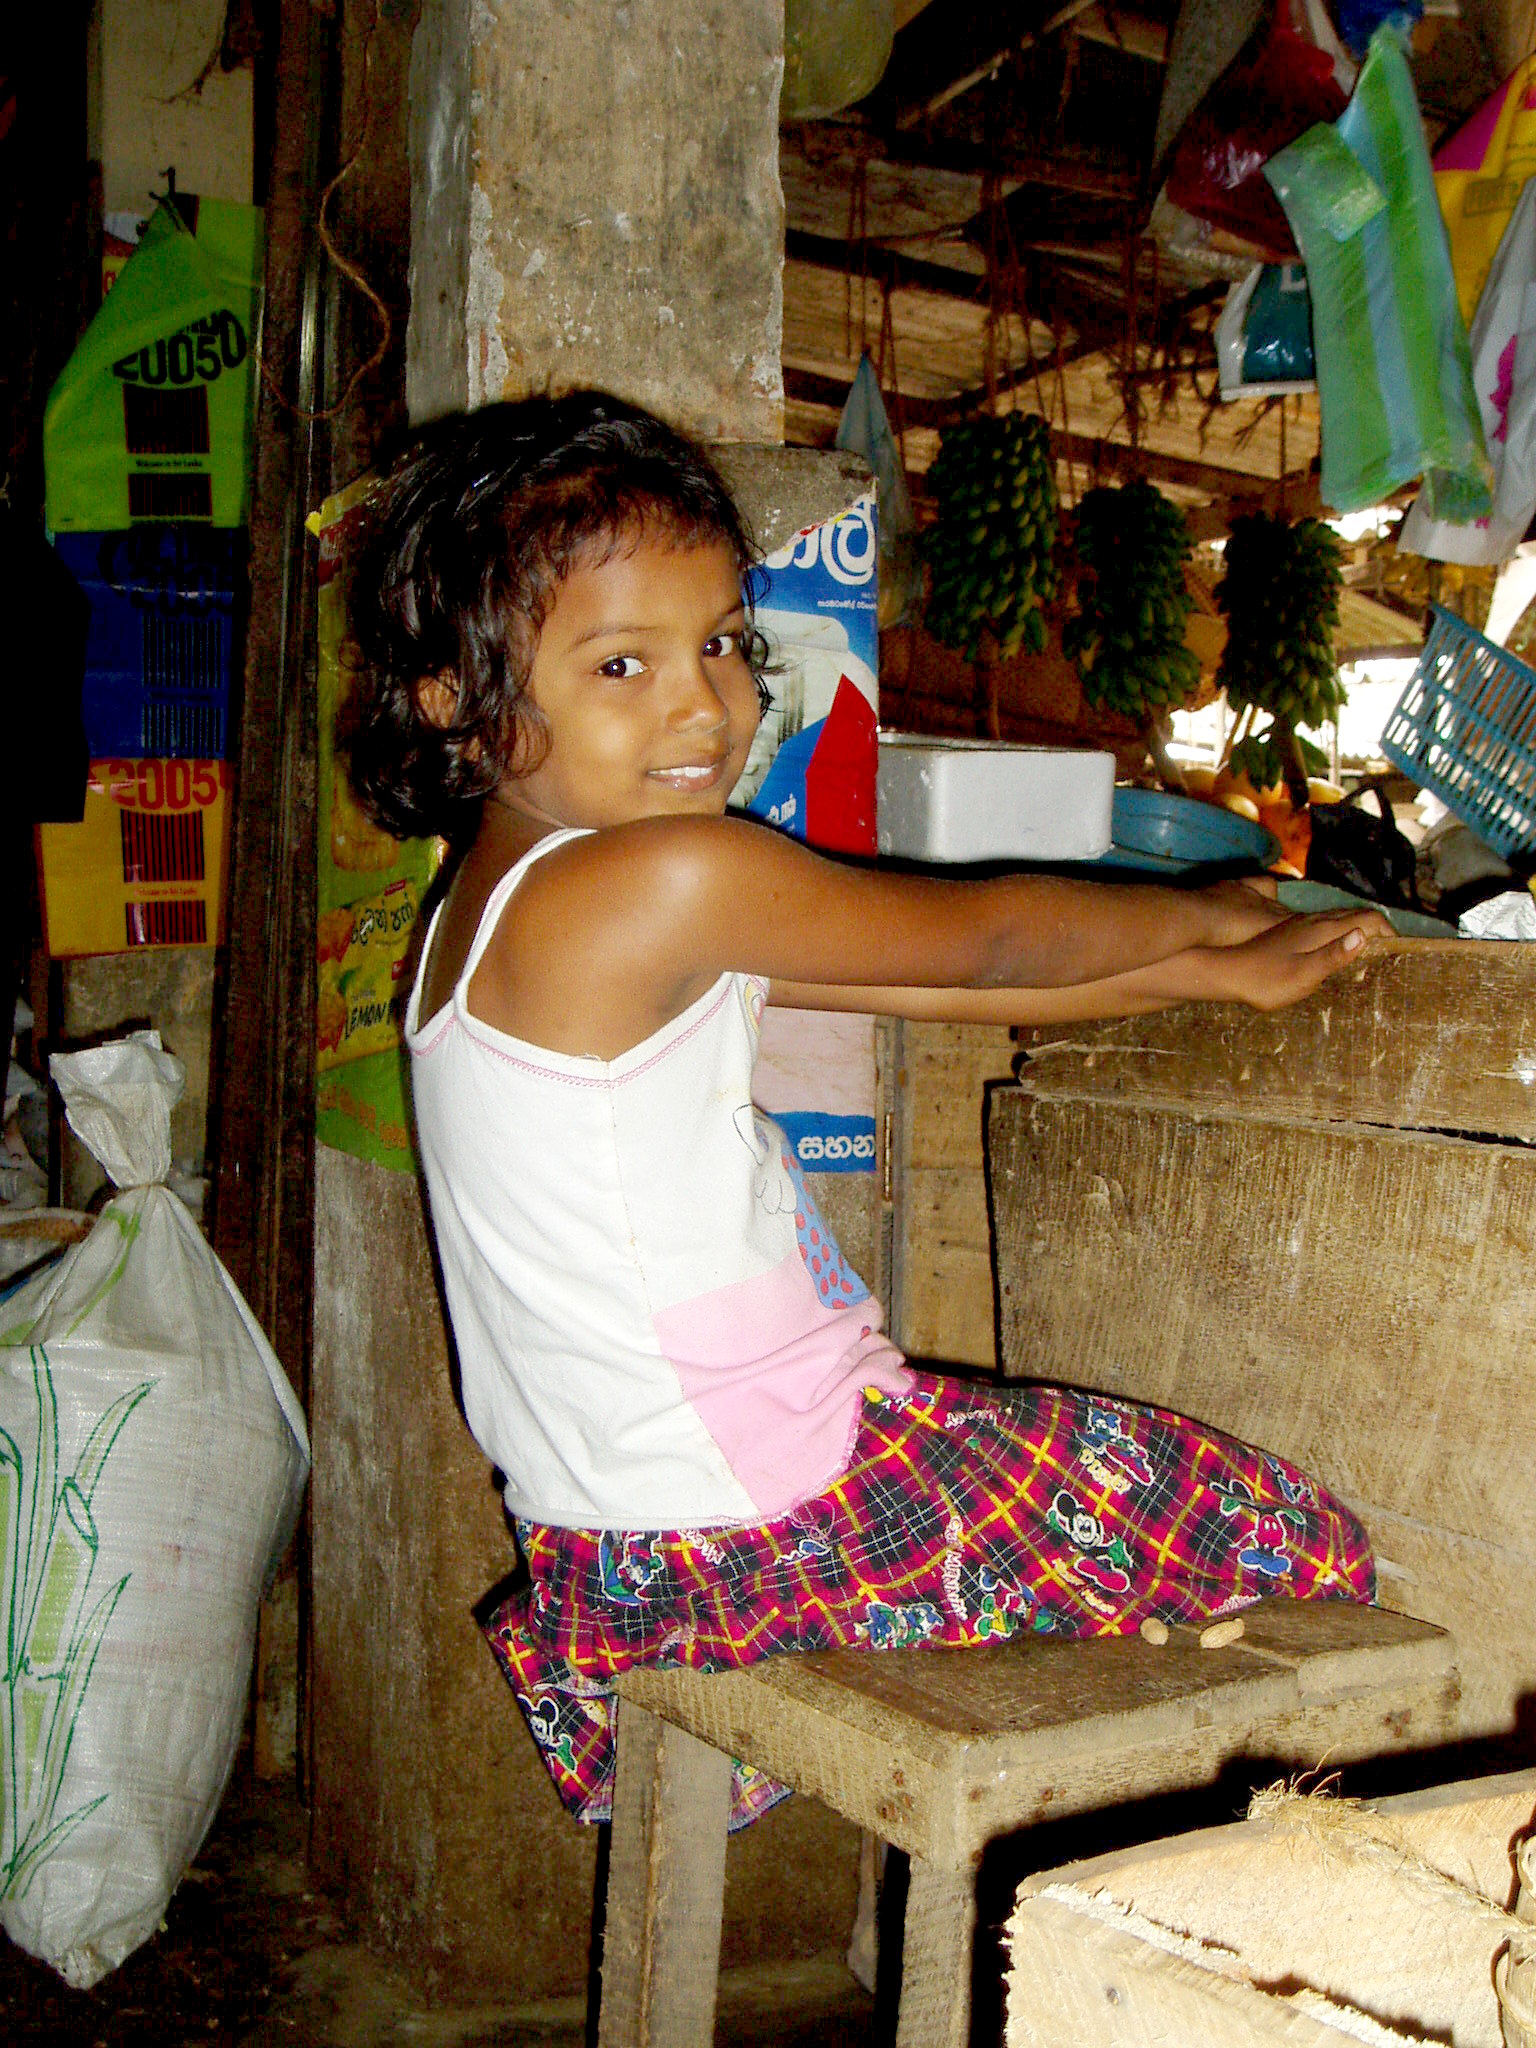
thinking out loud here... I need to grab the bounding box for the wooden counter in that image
[887,940,1536,1743]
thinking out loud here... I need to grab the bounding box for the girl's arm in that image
[549,814,1296,997]
[770,911,1387,1024]
[490,817,1389,1057]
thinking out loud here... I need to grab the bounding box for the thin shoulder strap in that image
[458,825,591,993]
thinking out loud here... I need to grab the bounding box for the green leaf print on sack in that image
[1,1347,152,1902]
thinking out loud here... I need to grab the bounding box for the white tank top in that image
[404,828,910,1529]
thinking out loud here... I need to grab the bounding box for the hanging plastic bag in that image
[1400,176,1536,563]
[1216,262,1317,397]
[1433,55,1536,328]
[1164,1,1350,265]
[1335,0,1422,57]
[835,355,919,627]
[0,1034,309,1987]
[1264,24,1490,519]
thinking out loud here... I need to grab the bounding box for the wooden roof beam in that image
[786,229,987,305]
[1045,429,1295,502]
[790,121,1143,206]
[894,0,1099,125]
[784,229,1214,365]
[1074,4,1169,62]
[783,372,1310,502]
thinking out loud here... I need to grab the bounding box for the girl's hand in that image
[1195,876,1292,948]
[1194,909,1392,1011]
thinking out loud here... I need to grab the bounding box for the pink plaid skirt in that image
[484,1370,1374,1828]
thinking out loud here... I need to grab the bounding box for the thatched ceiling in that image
[779,0,1523,561]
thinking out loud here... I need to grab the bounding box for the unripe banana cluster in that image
[1217,513,1345,786]
[1063,480,1199,718]
[922,413,1059,661]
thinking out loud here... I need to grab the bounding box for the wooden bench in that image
[596,1597,1456,2048]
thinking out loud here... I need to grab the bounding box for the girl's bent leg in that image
[853,1372,1375,1643]
[481,1373,1373,1824]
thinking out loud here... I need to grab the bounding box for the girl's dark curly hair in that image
[347,391,768,842]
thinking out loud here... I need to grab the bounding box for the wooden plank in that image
[618,1603,1453,1869]
[209,0,329,1371]
[891,1021,1015,1362]
[1008,1772,1536,2048]
[990,1095,1536,1549]
[896,1858,974,2048]
[902,1023,1018,1169]
[893,1166,995,1363]
[783,257,1050,404]
[1006,1893,1382,2047]
[1367,1509,1536,1740]
[1018,940,1536,1141]
[894,1228,996,1366]
[892,942,1536,1370]
[988,1089,1536,1736]
[1068,1763,1536,1921]
[599,1701,733,2048]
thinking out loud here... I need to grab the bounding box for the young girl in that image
[352,392,1385,1829]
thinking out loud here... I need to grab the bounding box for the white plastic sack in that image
[1401,176,1536,564]
[0,1033,309,1987]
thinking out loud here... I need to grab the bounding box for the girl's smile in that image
[495,533,762,835]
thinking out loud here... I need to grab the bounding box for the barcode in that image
[122,384,211,454]
[120,807,206,883]
[128,473,213,520]
[142,611,226,692]
[140,701,227,755]
[125,899,209,946]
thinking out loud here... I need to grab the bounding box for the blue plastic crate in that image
[1380,604,1536,859]
[52,528,241,759]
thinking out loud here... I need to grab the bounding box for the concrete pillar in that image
[310,0,873,2006]
[405,0,784,435]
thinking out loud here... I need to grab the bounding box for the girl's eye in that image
[703,631,741,659]
[597,654,646,680]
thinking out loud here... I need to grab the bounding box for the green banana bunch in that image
[922,412,1058,662]
[1217,513,1345,790]
[1063,481,1200,718]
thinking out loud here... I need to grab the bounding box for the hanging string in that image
[981,163,1000,413]
[1278,395,1290,518]
[1120,225,1142,463]
[255,0,394,426]
[875,262,908,467]
[844,151,872,365]
[1054,327,1077,508]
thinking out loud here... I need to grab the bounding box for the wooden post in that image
[599,1700,734,2048]
[896,1855,977,2048]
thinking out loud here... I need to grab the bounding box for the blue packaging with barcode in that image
[52,527,242,759]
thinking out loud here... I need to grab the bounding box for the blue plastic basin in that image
[1099,788,1279,873]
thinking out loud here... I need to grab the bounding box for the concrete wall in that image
[91,0,253,216]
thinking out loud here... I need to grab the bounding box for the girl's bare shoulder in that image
[506,813,798,923]
[461,817,764,1053]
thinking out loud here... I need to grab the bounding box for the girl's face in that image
[497,532,762,833]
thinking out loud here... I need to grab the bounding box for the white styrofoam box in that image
[876,734,1115,863]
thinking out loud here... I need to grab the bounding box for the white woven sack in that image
[0,1033,309,1986]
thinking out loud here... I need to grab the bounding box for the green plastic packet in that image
[44,196,263,531]
[1265,26,1489,519]
[310,478,443,1175]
